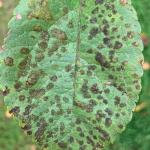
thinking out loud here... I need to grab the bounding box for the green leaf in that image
[0,0,143,149]
[105,0,150,149]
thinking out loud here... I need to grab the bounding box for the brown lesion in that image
[4,57,14,66]
[2,86,10,96]
[81,80,91,98]
[50,28,68,41]
[27,0,53,22]
[9,106,20,115]
[73,100,87,110]
[26,70,45,87]
[95,52,110,68]
[73,100,96,113]
[29,88,46,98]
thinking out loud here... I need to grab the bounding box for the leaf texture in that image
[0,0,143,149]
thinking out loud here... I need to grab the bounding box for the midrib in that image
[73,0,82,104]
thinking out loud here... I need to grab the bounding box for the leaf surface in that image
[0,0,143,149]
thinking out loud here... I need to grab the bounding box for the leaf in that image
[105,0,150,149]
[0,0,143,149]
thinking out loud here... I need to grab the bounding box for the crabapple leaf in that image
[0,0,143,149]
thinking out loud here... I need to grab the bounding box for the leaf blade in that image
[0,0,143,149]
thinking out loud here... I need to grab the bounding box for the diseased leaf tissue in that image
[0,0,143,149]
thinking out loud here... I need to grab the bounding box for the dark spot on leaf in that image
[76,118,81,124]
[51,28,68,41]
[81,81,91,98]
[95,52,110,68]
[46,83,54,90]
[21,124,31,131]
[105,118,112,127]
[50,75,58,82]
[95,0,104,5]
[90,17,97,23]
[48,42,60,56]
[104,88,110,94]
[27,131,32,135]
[114,41,123,49]
[88,65,96,70]
[105,108,113,116]
[58,141,67,148]
[118,124,124,129]
[4,57,14,66]
[90,84,99,94]
[40,31,49,41]
[60,47,67,53]
[18,59,28,69]
[9,106,20,115]
[63,96,69,103]
[26,71,43,87]
[35,53,45,62]
[103,37,111,46]
[91,7,99,14]
[33,25,42,32]
[2,87,10,96]
[19,95,25,101]
[20,48,30,54]
[88,27,99,40]
[120,103,126,107]
[114,96,121,105]
[86,105,93,112]
[14,81,22,91]
[38,41,48,49]
[63,7,69,14]
[68,136,74,143]
[29,89,45,98]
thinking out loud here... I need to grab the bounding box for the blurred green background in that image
[0,0,150,150]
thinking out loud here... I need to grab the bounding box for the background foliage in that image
[0,0,150,150]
